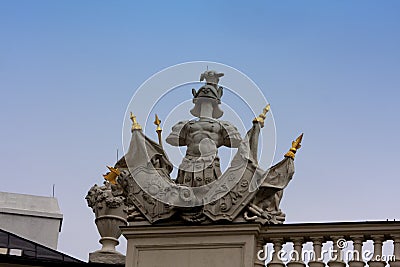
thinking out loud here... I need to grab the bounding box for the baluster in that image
[368,235,386,267]
[267,238,286,267]
[308,237,325,267]
[390,234,400,267]
[287,237,305,267]
[327,236,346,267]
[348,235,365,267]
[255,238,266,267]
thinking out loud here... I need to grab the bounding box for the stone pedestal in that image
[121,223,262,267]
[89,250,125,265]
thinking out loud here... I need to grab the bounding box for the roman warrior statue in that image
[166,70,242,187]
[91,69,302,225]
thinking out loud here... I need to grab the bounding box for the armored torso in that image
[166,118,242,187]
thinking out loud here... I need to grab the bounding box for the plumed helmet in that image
[190,70,224,118]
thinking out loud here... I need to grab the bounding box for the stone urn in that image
[86,182,128,264]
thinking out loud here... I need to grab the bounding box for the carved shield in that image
[125,166,177,223]
[203,160,262,221]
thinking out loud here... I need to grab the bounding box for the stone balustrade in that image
[255,221,400,267]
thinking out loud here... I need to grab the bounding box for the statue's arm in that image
[165,120,188,146]
[221,121,242,148]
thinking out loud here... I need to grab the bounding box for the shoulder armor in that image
[166,120,189,146]
[171,120,189,128]
[220,120,239,133]
[219,120,242,147]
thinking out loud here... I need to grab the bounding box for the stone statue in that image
[85,69,306,267]
[166,70,241,187]
[87,69,303,228]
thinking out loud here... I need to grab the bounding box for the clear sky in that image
[0,0,399,261]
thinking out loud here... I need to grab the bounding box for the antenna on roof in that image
[52,184,55,198]
[116,148,119,162]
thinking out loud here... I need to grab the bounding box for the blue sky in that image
[1,0,399,261]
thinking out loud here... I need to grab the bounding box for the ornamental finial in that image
[130,112,142,131]
[103,166,121,185]
[154,114,162,132]
[284,133,304,159]
[154,114,163,147]
[253,104,270,128]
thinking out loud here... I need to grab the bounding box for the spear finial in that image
[253,104,270,128]
[130,112,142,131]
[154,114,163,147]
[284,133,304,159]
[154,114,162,131]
